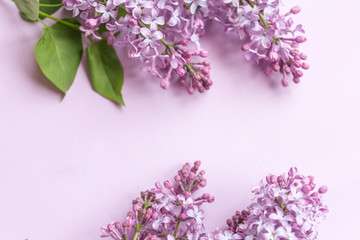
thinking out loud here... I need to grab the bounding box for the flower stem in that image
[38,11,80,30]
[37,18,49,28]
[173,219,181,237]
[133,230,140,240]
[245,0,269,30]
[39,3,63,7]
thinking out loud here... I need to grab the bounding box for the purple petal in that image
[132,7,142,19]
[141,1,154,8]
[140,28,151,37]
[95,4,106,13]
[152,31,163,40]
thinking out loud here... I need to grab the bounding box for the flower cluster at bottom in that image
[100,162,328,240]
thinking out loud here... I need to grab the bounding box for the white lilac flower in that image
[126,0,154,19]
[139,28,163,48]
[262,224,286,240]
[215,230,240,240]
[167,6,182,27]
[142,8,165,30]
[183,0,208,14]
[186,205,204,223]
[99,164,327,240]
[269,206,294,226]
[177,194,194,207]
[187,232,200,240]
[152,214,170,230]
[96,0,117,23]
[156,195,175,211]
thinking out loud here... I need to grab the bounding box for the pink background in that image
[1,0,360,239]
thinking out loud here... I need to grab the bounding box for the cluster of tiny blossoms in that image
[62,0,212,94]
[62,0,309,91]
[100,164,328,240]
[221,167,328,240]
[206,0,308,86]
[100,161,215,240]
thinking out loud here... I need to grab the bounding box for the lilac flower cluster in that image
[62,0,212,94]
[207,0,309,86]
[222,167,328,240]
[100,163,328,240]
[100,161,215,240]
[63,0,309,91]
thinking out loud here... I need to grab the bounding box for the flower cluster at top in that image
[222,167,328,240]
[62,0,308,92]
[207,0,309,87]
[100,163,328,240]
[62,0,212,94]
[100,161,215,240]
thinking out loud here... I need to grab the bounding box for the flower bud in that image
[188,171,195,180]
[293,77,300,84]
[180,78,186,87]
[301,63,309,70]
[174,175,181,182]
[300,53,307,60]
[179,38,189,46]
[129,18,138,26]
[295,36,307,43]
[188,87,195,94]
[318,186,328,194]
[281,78,289,87]
[85,18,99,27]
[160,78,170,90]
[291,6,301,14]
[175,66,186,76]
[241,43,251,51]
[164,180,173,189]
[301,185,311,194]
[155,181,163,190]
[200,50,208,58]
[202,193,210,199]
[179,213,187,220]
[200,179,207,187]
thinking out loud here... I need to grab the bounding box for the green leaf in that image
[86,40,125,105]
[14,0,39,22]
[39,0,63,19]
[35,19,83,93]
[117,8,128,19]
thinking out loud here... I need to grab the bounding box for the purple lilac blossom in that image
[223,167,328,240]
[62,0,212,94]
[63,0,308,92]
[206,0,309,86]
[100,163,327,240]
[100,161,214,240]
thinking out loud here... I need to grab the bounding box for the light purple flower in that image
[152,214,170,230]
[96,0,117,23]
[183,0,208,14]
[139,28,163,48]
[142,8,165,30]
[156,195,175,211]
[167,6,182,27]
[269,206,294,225]
[215,231,240,240]
[186,205,204,224]
[261,224,286,240]
[126,0,154,19]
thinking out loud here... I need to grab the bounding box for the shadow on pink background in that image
[1,0,360,239]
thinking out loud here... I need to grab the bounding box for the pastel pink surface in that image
[1,1,359,239]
